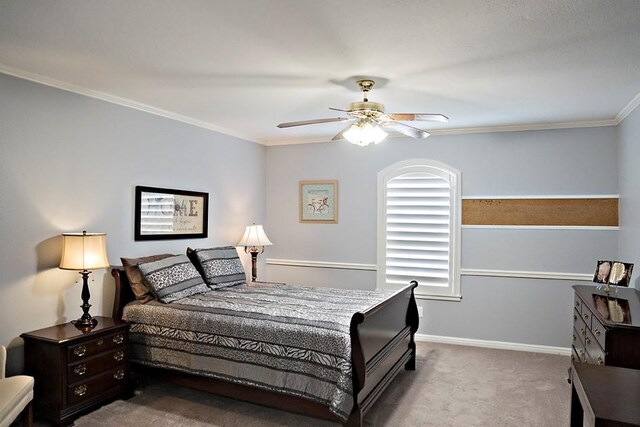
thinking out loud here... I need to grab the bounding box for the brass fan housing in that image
[347,101,385,115]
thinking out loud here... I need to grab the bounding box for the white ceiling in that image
[1,0,639,145]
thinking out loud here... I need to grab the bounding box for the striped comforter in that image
[123,282,394,419]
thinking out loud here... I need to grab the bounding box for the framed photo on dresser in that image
[592,260,633,287]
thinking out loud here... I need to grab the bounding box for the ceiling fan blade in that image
[331,123,355,141]
[277,117,350,128]
[388,113,449,123]
[381,121,430,139]
[329,107,350,113]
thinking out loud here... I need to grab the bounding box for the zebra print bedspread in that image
[122,282,395,420]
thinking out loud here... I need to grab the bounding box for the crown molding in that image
[615,91,640,124]
[3,62,638,145]
[0,64,263,145]
[264,119,617,146]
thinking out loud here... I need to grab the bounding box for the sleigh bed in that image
[111,268,419,426]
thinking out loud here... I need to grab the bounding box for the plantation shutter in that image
[385,172,451,287]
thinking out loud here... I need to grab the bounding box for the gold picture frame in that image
[299,180,338,223]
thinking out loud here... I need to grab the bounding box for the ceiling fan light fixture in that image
[343,119,388,147]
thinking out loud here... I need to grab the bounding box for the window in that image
[377,159,461,300]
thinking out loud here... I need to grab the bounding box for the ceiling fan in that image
[277,79,448,146]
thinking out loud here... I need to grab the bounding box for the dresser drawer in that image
[573,326,588,361]
[580,304,593,329]
[591,316,606,349]
[574,314,587,346]
[576,346,588,363]
[571,346,580,364]
[67,366,128,406]
[67,347,128,384]
[574,294,582,313]
[585,328,605,365]
[68,331,127,362]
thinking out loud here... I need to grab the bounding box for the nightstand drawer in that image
[67,367,128,406]
[68,331,127,362]
[67,348,128,383]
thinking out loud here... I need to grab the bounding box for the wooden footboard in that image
[111,269,418,427]
[346,281,419,426]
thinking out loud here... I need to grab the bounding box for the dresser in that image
[572,285,640,369]
[21,317,131,425]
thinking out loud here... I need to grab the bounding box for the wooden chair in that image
[0,346,33,427]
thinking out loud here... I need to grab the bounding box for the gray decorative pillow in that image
[191,246,246,289]
[138,254,209,303]
[121,254,174,303]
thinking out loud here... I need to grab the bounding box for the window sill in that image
[414,293,462,302]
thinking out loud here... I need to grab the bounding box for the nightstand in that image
[21,317,131,425]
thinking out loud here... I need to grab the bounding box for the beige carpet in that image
[71,342,571,427]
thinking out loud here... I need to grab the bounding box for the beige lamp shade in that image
[237,224,273,247]
[59,232,109,271]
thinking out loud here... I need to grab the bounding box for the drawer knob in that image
[97,339,104,346]
[580,328,586,337]
[575,301,579,307]
[74,385,87,396]
[113,369,125,380]
[597,356,604,365]
[572,334,576,342]
[573,314,577,321]
[73,345,87,357]
[594,328,601,337]
[113,351,124,362]
[74,364,87,376]
[585,337,591,345]
[583,313,589,320]
[113,334,124,345]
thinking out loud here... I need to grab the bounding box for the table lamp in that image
[59,231,109,329]
[237,224,273,281]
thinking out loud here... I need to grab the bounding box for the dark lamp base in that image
[72,317,98,329]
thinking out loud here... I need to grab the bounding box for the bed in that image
[111,268,419,426]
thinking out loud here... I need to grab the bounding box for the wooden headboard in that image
[111,268,135,320]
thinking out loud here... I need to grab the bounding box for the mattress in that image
[123,282,394,419]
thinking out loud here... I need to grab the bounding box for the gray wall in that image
[0,73,266,373]
[617,106,640,289]
[265,127,619,348]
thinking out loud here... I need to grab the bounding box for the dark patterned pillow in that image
[138,254,209,303]
[190,246,246,289]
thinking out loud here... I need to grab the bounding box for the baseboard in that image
[415,333,571,356]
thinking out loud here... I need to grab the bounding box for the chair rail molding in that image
[265,259,593,281]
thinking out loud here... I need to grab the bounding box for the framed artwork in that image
[299,180,338,223]
[609,262,634,287]
[134,185,209,241]
[592,260,634,287]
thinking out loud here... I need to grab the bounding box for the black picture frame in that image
[134,185,209,241]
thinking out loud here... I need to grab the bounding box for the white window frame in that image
[377,159,461,301]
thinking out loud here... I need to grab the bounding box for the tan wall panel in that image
[462,198,618,226]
